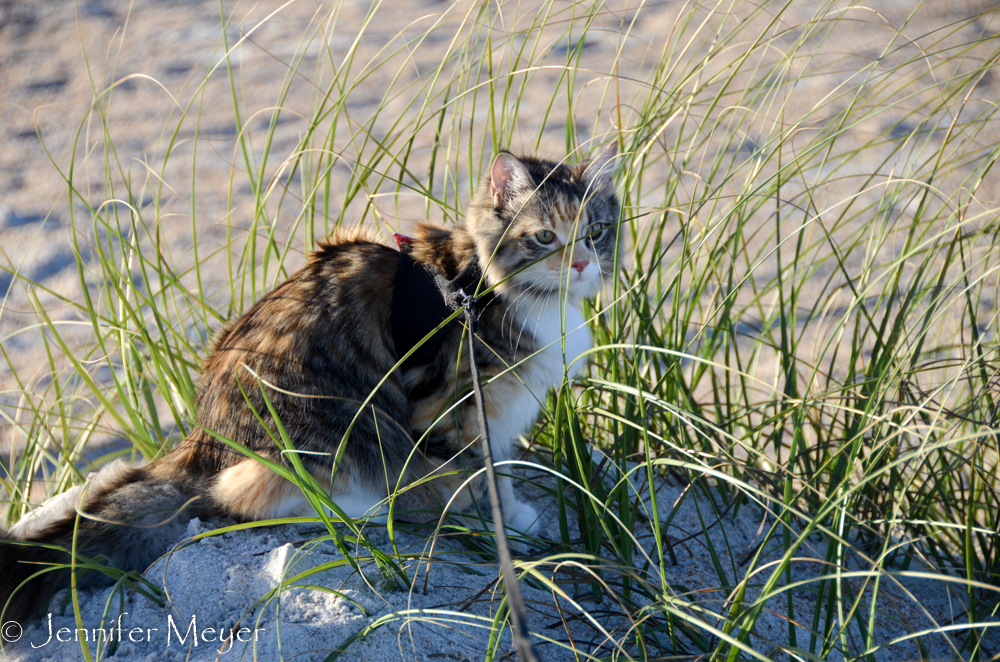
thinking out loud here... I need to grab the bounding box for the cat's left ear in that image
[583,141,619,195]
[491,152,533,210]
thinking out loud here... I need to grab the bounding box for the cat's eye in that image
[589,221,611,239]
[535,230,556,245]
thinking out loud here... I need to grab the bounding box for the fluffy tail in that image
[0,457,214,623]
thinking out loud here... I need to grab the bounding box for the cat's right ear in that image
[491,153,532,210]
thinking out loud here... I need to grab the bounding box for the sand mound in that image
[2,463,984,661]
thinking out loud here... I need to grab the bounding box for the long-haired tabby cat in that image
[0,142,620,622]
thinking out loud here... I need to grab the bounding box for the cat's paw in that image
[507,500,541,536]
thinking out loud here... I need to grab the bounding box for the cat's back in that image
[203,229,400,390]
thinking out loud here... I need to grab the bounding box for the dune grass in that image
[3,0,1000,659]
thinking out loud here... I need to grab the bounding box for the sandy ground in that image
[2,0,1000,660]
[1,460,989,662]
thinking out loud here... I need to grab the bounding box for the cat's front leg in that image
[505,488,541,536]
[486,415,542,537]
[423,437,541,537]
[416,377,543,536]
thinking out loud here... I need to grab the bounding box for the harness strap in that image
[461,297,540,662]
[393,238,538,657]
[391,241,494,369]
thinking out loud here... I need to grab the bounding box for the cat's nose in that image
[571,259,590,274]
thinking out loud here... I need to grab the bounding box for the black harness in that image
[390,235,494,370]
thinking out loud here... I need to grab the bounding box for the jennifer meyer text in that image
[11,612,266,653]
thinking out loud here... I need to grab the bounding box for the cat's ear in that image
[490,152,532,209]
[583,141,618,195]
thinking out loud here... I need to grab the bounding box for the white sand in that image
[1,459,991,661]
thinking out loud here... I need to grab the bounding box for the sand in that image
[0,457,989,661]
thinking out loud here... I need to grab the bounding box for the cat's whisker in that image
[514,281,571,352]
[503,276,552,345]
[501,285,536,342]
[508,277,558,348]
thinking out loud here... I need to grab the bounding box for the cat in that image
[0,141,620,623]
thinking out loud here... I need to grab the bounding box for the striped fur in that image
[0,143,620,622]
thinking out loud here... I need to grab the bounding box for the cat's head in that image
[466,143,621,302]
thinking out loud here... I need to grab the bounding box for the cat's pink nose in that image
[571,260,590,274]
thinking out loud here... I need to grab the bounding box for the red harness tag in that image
[392,233,415,249]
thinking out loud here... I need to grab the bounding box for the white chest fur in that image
[485,299,592,461]
[520,300,592,392]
